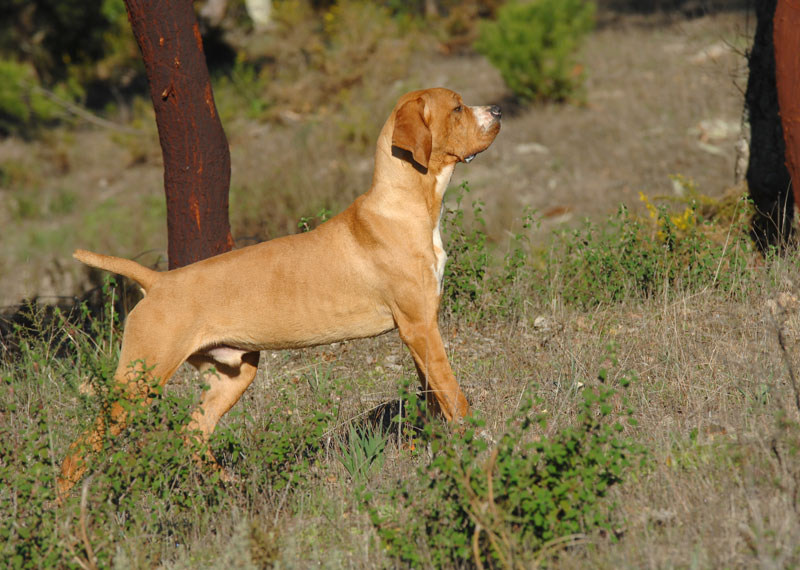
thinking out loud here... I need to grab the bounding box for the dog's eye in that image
[453,105,463,113]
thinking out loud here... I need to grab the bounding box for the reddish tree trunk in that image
[775,0,800,213]
[124,0,234,269]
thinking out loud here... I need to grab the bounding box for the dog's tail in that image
[74,249,159,292]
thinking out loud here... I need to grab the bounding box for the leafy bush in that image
[211,367,337,498]
[441,181,537,319]
[366,351,641,567]
[540,187,756,308]
[0,290,121,568]
[475,0,596,103]
[0,0,135,84]
[0,60,67,134]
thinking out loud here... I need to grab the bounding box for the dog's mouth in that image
[463,154,476,163]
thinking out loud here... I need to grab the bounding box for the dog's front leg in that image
[394,312,470,421]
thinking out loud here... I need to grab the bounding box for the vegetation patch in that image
[365,354,641,568]
[475,0,596,103]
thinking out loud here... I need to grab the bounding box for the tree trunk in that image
[746,0,793,251]
[124,0,234,269]
[775,0,800,218]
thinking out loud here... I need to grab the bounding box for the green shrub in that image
[441,181,537,320]
[539,190,756,308]
[0,289,121,568]
[211,366,337,497]
[366,350,641,567]
[0,59,65,134]
[0,0,140,133]
[0,0,135,84]
[475,0,596,103]
[442,182,490,316]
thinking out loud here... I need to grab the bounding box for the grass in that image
[4,187,800,567]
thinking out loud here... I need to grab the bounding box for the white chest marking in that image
[432,165,455,295]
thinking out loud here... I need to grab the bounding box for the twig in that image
[775,317,800,415]
[768,291,800,415]
[31,85,144,135]
[320,399,396,440]
[78,477,98,570]
[472,524,485,570]
[532,533,587,568]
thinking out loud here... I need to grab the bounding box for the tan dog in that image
[58,87,501,497]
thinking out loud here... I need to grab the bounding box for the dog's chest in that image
[432,211,446,294]
[432,165,454,295]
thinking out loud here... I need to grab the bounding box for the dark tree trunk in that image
[124,0,234,269]
[746,0,793,251]
[774,0,800,218]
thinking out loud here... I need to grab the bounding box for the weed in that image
[210,364,338,504]
[297,208,332,233]
[441,182,537,319]
[336,424,387,485]
[0,59,65,134]
[538,189,756,308]
[366,347,642,568]
[442,181,490,317]
[0,282,341,567]
[213,56,272,123]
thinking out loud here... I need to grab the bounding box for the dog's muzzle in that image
[462,105,502,163]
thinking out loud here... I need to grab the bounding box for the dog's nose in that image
[490,105,502,119]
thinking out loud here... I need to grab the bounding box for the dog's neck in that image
[368,128,456,225]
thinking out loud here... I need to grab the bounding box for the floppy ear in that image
[391,97,431,169]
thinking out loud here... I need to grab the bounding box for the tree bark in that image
[775,0,800,216]
[124,0,234,269]
[746,0,793,251]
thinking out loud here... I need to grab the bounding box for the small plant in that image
[336,424,387,485]
[442,181,490,317]
[475,0,596,103]
[214,55,272,122]
[491,206,538,317]
[0,280,343,567]
[298,208,333,232]
[366,348,642,568]
[211,365,338,497]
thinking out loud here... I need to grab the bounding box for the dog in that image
[58,87,501,498]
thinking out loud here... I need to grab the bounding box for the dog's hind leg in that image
[57,309,194,499]
[185,350,260,474]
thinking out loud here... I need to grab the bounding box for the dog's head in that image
[390,88,501,172]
